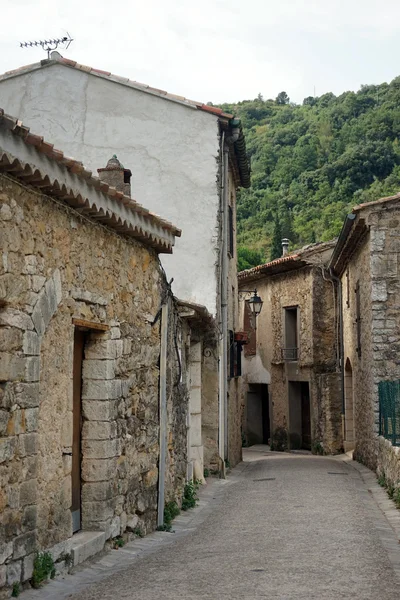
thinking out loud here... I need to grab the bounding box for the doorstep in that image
[70,531,106,567]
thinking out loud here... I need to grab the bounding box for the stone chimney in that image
[97,155,132,197]
[282,238,290,256]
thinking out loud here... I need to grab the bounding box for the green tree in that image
[237,246,264,271]
[275,91,290,105]
[221,75,400,256]
[270,217,283,260]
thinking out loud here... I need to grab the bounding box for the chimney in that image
[282,238,289,256]
[97,155,132,197]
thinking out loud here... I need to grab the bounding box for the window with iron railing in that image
[282,347,298,361]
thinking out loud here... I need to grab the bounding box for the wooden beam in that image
[72,318,110,331]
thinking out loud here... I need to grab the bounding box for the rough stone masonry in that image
[0,169,188,591]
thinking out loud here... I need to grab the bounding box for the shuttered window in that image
[228,205,234,257]
[355,280,361,358]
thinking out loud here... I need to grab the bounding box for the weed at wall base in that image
[163,501,180,529]
[31,552,56,589]
[182,480,200,511]
[376,472,400,509]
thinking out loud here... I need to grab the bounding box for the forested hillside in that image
[218,79,400,270]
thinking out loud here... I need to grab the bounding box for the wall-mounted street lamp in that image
[239,289,263,318]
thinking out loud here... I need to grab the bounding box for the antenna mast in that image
[19,33,73,59]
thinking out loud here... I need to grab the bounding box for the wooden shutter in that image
[355,281,361,358]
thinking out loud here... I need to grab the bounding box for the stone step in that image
[70,531,106,566]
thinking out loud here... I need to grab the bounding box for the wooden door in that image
[72,329,85,533]
[301,383,311,450]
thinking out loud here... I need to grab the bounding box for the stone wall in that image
[341,235,375,467]
[201,338,219,470]
[240,262,340,453]
[0,174,188,589]
[344,202,400,475]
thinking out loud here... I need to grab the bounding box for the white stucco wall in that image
[0,64,221,315]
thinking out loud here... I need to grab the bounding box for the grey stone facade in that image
[0,144,188,591]
[239,242,342,454]
[331,195,400,479]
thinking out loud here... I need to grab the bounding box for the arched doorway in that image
[344,358,355,451]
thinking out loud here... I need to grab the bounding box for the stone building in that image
[330,194,400,481]
[238,241,342,453]
[0,53,251,471]
[0,109,188,591]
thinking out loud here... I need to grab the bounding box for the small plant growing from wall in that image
[132,526,144,538]
[378,472,386,488]
[182,480,200,511]
[203,468,210,478]
[157,501,181,532]
[270,427,288,452]
[59,552,73,568]
[376,472,400,510]
[11,582,21,597]
[311,441,325,456]
[112,536,125,549]
[31,552,56,588]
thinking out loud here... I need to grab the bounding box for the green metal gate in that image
[379,380,400,446]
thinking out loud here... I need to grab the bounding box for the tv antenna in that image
[19,32,73,59]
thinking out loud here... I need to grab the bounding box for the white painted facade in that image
[0,63,220,315]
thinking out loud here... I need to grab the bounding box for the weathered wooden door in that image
[72,329,85,533]
[301,383,311,450]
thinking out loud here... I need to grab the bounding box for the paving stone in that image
[19,452,400,600]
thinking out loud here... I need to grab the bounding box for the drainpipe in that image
[218,131,228,467]
[157,300,169,526]
[329,270,345,443]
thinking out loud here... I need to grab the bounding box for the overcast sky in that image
[1,0,400,105]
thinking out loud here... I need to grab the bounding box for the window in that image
[228,205,234,257]
[283,307,298,361]
[228,330,243,378]
[244,300,256,357]
[346,270,350,308]
[355,281,361,358]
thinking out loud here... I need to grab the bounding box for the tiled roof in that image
[238,240,336,282]
[329,193,400,275]
[0,54,234,120]
[0,54,251,189]
[352,192,400,212]
[0,108,181,253]
[238,253,302,281]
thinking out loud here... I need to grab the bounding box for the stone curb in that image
[17,466,244,600]
[336,454,400,580]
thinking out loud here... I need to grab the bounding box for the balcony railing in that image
[282,347,298,361]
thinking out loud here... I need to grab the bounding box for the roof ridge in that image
[353,192,400,212]
[0,56,234,120]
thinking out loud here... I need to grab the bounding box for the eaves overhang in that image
[329,214,367,277]
[238,254,306,284]
[0,109,181,253]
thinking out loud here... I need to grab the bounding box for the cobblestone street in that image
[25,448,400,600]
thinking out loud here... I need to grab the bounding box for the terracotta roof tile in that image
[91,68,111,76]
[25,133,43,147]
[38,141,54,155]
[353,193,400,212]
[238,253,301,280]
[60,58,77,67]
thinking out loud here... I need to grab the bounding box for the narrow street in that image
[35,447,396,600]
